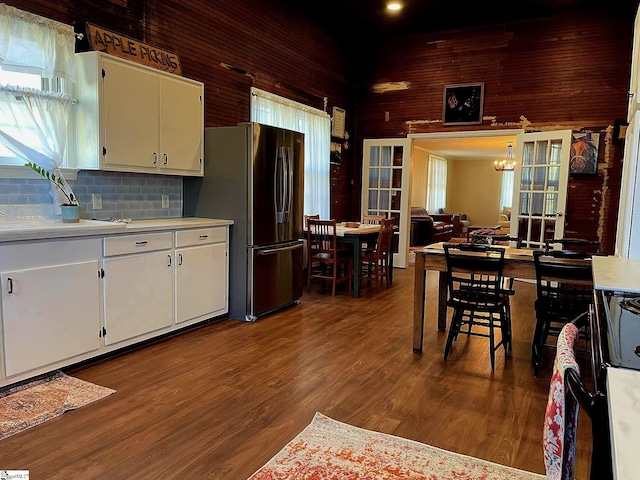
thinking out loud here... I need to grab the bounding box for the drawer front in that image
[104,232,173,256]
[175,227,226,248]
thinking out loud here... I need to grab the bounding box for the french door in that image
[362,138,411,268]
[511,130,572,249]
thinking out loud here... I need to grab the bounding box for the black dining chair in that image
[543,313,612,480]
[545,237,601,255]
[532,249,594,377]
[443,243,512,370]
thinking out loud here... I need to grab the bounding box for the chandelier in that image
[494,141,516,171]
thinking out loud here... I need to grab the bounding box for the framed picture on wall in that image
[570,132,599,174]
[442,82,484,126]
[330,142,342,164]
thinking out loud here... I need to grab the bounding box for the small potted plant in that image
[26,161,80,223]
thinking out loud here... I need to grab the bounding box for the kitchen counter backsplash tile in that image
[0,170,183,220]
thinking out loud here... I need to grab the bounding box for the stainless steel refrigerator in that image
[184,122,304,321]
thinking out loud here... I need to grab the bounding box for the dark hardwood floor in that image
[0,266,593,479]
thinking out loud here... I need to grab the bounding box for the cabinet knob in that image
[163,153,168,165]
[7,277,13,294]
[153,152,158,164]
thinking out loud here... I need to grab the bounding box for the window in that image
[251,87,330,219]
[500,170,514,209]
[0,66,72,166]
[426,155,447,213]
[0,4,77,205]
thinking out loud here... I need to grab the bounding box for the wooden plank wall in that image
[4,1,637,249]
[354,5,635,252]
[355,7,636,254]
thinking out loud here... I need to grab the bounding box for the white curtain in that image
[0,4,76,80]
[426,155,447,213]
[500,170,514,209]
[0,87,76,205]
[251,87,331,219]
[0,5,77,208]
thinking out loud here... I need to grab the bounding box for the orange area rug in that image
[0,371,115,440]
[249,412,544,480]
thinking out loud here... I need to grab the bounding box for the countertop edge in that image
[0,218,234,243]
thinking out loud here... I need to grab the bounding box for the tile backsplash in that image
[0,170,183,220]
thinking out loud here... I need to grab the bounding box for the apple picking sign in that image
[85,23,182,75]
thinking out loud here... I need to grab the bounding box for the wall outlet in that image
[92,193,102,210]
[162,195,169,209]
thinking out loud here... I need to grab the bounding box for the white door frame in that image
[406,129,524,252]
[511,129,573,249]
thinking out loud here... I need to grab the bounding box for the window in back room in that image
[426,154,447,213]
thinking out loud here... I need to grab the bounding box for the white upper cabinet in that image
[159,75,204,173]
[75,51,204,176]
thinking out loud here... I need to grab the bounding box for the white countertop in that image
[607,367,640,480]
[0,217,233,242]
[592,256,640,293]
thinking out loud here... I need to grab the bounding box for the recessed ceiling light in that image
[386,2,403,12]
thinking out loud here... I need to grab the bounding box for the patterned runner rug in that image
[0,371,115,440]
[249,412,545,480]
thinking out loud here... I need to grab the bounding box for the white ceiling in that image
[413,135,518,161]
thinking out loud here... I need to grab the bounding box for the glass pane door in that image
[512,130,572,249]
[362,139,411,268]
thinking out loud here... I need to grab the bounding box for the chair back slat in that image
[444,244,506,310]
[306,218,352,296]
[533,250,593,319]
[545,237,601,254]
[308,219,339,259]
[362,214,385,225]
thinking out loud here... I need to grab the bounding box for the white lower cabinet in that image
[175,227,228,324]
[102,233,174,346]
[0,223,230,387]
[0,238,103,382]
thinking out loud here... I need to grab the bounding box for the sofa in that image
[410,207,454,245]
[432,208,470,237]
[498,207,511,231]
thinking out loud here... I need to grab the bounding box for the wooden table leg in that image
[413,253,426,353]
[353,239,361,298]
[437,271,447,331]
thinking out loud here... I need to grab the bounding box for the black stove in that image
[592,290,640,384]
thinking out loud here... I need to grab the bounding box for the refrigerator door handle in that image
[283,147,293,224]
[275,146,285,224]
[257,242,303,255]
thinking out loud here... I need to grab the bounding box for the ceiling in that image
[413,135,518,161]
[287,0,639,41]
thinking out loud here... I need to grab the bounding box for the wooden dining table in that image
[412,242,536,353]
[336,224,393,298]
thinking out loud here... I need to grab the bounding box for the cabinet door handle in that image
[167,254,172,266]
[135,241,148,246]
[7,277,13,294]
[198,235,209,239]
[153,152,158,164]
[163,153,168,165]
[179,253,183,265]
